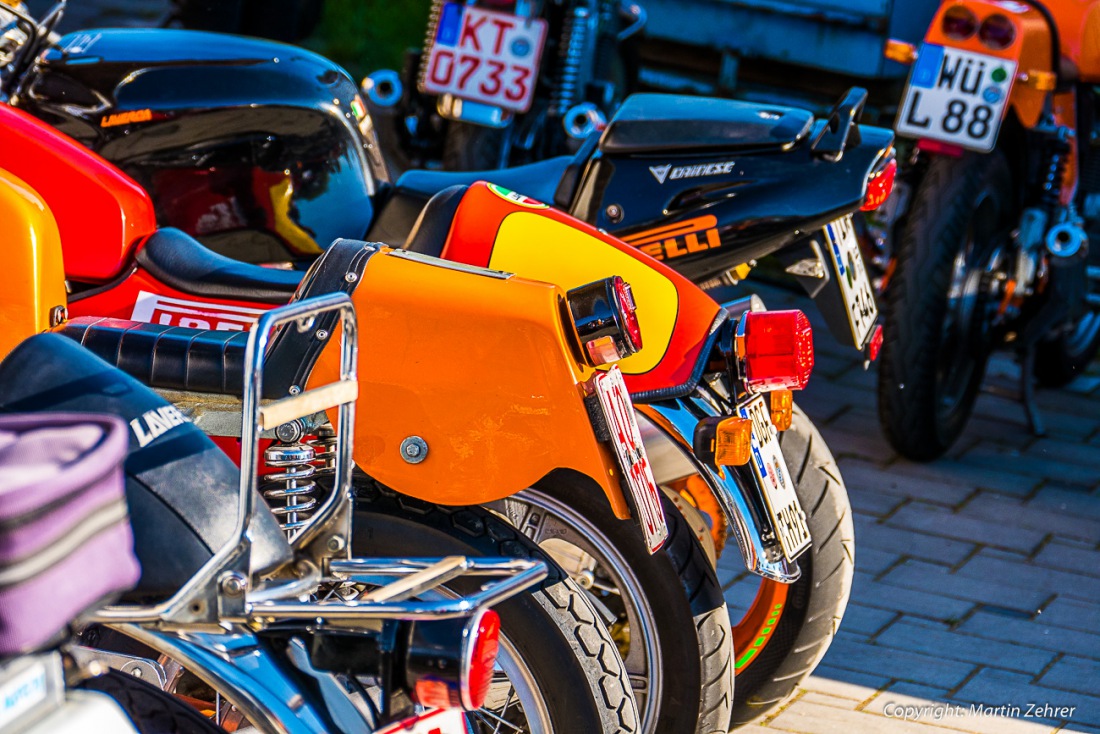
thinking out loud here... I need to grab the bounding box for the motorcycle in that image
[1,96,850,727]
[883,0,1100,459]
[367,0,646,172]
[1,4,893,362]
[0,163,645,733]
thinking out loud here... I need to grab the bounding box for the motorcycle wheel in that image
[878,150,1013,460]
[489,475,734,734]
[83,670,225,734]
[1034,310,1100,387]
[673,405,854,727]
[353,479,639,734]
[442,121,513,171]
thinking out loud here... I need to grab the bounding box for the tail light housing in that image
[979,14,1016,50]
[861,158,897,212]
[942,5,978,40]
[736,310,814,391]
[567,276,643,366]
[406,608,501,711]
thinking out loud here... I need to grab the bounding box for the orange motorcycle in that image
[883,0,1100,459]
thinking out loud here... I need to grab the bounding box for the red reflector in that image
[614,276,643,352]
[917,138,965,158]
[741,310,815,391]
[868,324,883,362]
[464,609,501,710]
[861,158,897,212]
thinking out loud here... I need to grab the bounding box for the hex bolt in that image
[400,436,429,464]
[220,573,247,597]
[345,272,358,283]
[605,204,624,223]
[327,536,346,553]
[316,329,329,340]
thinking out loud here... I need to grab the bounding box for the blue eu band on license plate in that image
[436,2,463,46]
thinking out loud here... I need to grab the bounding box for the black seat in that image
[0,334,293,598]
[599,94,815,154]
[403,185,467,258]
[61,239,381,399]
[395,155,572,206]
[130,228,303,305]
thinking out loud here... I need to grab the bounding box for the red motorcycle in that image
[2,100,853,728]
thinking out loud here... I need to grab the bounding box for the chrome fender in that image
[636,394,801,584]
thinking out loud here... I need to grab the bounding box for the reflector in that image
[861,159,897,212]
[738,310,814,391]
[769,389,794,432]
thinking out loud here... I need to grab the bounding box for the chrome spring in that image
[418,0,446,91]
[551,5,592,117]
[261,443,318,535]
[1042,128,1073,216]
[310,424,338,473]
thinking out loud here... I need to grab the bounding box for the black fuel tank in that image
[14,29,383,263]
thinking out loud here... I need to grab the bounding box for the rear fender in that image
[308,248,630,516]
[0,169,67,361]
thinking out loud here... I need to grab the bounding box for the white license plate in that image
[377,709,468,734]
[420,4,548,113]
[895,44,1016,153]
[593,366,668,552]
[737,395,810,561]
[824,216,878,349]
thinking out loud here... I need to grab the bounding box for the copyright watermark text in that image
[882,702,1077,721]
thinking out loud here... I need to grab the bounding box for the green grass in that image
[303,0,430,82]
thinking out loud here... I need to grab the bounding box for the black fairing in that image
[13,29,382,263]
[0,334,293,599]
[571,95,895,283]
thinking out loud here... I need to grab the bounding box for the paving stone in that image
[873,619,1055,675]
[854,546,902,575]
[819,418,897,465]
[800,668,889,700]
[767,699,972,734]
[1038,657,1100,697]
[850,570,975,621]
[957,611,1100,660]
[959,446,1100,489]
[957,494,1100,545]
[848,487,907,517]
[879,560,1048,614]
[819,633,976,689]
[799,692,862,710]
[855,515,978,566]
[1030,484,1100,520]
[1036,597,1100,635]
[885,504,1047,554]
[841,603,896,636]
[955,552,1100,604]
[841,459,974,506]
[953,668,1100,728]
[886,459,1040,497]
[1025,439,1100,470]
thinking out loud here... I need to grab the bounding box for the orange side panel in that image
[308,250,629,515]
[0,170,67,361]
[1046,0,1100,83]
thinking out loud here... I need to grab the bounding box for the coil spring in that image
[1042,128,1073,215]
[593,0,617,83]
[261,442,318,535]
[551,5,593,117]
[311,424,338,472]
[418,0,446,91]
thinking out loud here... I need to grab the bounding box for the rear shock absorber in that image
[551,4,594,117]
[262,443,318,534]
[1041,127,1073,219]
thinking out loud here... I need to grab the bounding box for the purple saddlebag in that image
[0,413,139,657]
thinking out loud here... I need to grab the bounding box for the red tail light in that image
[868,324,884,362]
[942,5,978,40]
[861,158,897,212]
[407,608,502,711]
[979,14,1016,50]
[737,310,814,391]
[567,276,643,366]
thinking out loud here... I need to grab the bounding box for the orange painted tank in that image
[0,169,67,361]
[309,248,630,516]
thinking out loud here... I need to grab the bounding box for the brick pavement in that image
[723,281,1100,734]
[21,5,1100,731]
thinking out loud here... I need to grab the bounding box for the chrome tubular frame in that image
[639,389,801,584]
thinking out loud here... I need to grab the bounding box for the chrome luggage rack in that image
[91,294,545,628]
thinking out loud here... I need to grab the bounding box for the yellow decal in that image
[100,109,155,128]
[489,213,678,374]
[621,215,721,261]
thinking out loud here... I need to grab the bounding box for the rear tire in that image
[353,479,639,733]
[727,404,854,726]
[878,150,1014,460]
[1034,312,1100,387]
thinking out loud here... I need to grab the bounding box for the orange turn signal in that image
[1021,69,1057,92]
[694,415,754,467]
[884,39,917,64]
[769,390,794,432]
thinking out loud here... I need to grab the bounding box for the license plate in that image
[895,44,1016,153]
[737,395,810,561]
[593,366,668,552]
[824,216,878,349]
[0,656,62,731]
[420,4,548,113]
[377,709,468,734]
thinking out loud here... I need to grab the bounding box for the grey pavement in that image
[725,280,1100,734]
[25,3,1100,732]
